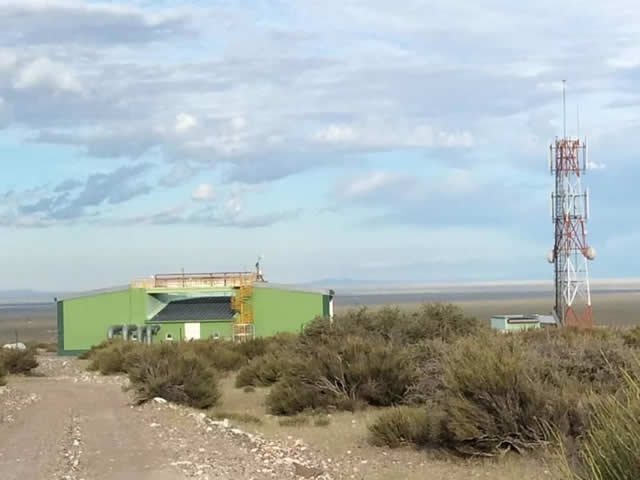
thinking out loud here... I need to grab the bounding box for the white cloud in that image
[440,168,477,195]
[231,116,246,130]
[0,96,10,128]
[312,122,474,150]
[0,0,193,45]
[587,161,606,170]
[191,183,214,201]
[13,57,83,93]
[175,112,198,133]
[0,49,17,70]
[224,196,243,217]
[340,171,410,198]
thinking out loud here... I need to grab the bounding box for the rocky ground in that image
[0,354,558,480]
[0,354,334,480]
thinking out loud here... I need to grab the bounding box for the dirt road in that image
[0,378,190,480]
[0,358,330,480]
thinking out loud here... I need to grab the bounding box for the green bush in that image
[438,334,581,456]
[523,328,637,395]
[266,336,416,415]
[622,326,640,349]
[266,377,335,415]
[230,337,270,360]
[369,406,438,448]
[299,303,481,347]
[181,340,244,372]
[87,339,138,375]
[562,373,640,480]
[235,352,295,388]
[78,339,118,360]
[126,343,220,409]
[401,303,483,344]
[404,339,447,404]
[0,348,39,374]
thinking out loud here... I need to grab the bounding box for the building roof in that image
[253,282,334,296]
[56,281,334,303]
[56,285,130,302]
[151,297,235,322]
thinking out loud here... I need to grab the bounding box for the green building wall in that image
[151,321,233,343]
[58,285,329,355]
[490,316,540,331]
[59,288,147,355]
[252,287,326,336]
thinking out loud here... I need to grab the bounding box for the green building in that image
[56,272,334,355]
[490,314,556,332]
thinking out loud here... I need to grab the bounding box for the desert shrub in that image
[180,340,244,372]
[522,328,638,395]
[235,352,296,388]
[87,339,139,375]
[404,339,448,404]
[266,336,416,415]
[209,411,262,424]
[622,326,640,349]
[79,338,124,360]
[438,334,582,456]
[278,415,310,427]
[300,303,482,347]
[0,363,7,386]
[0,348,39,374]
[230,337,270,360]
[562,372,640,480]
[399,303,483,344]
[369,406,439,448]
[243,386,255,393]
[313,415,331,427]
[266,377,333,415]
[126,343,220,408]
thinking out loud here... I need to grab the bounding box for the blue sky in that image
[0,0,638,290]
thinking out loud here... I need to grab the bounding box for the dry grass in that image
[278,415,310,427]
[558,371,640,480]
[208,411,263,425]
[211,375,561,480]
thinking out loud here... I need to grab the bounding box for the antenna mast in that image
[562,80,567,138]
[548,81,595,327]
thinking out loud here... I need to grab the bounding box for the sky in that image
[0,0,639,291]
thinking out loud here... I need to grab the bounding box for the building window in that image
[165,333,173,341]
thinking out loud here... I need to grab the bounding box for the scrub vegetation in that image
[0,347,39,375]
[82,303,640,477]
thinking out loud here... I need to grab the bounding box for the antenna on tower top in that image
[562,80,567,139]
[577,104,580,139]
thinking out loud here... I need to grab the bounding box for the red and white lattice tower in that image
[547,133,596,327]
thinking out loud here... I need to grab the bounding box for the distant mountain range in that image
[0,289,65,303]
[1,277,640,303]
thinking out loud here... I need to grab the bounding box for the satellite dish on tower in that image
[546,249,555,264]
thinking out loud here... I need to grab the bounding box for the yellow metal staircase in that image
[231,284,254,341]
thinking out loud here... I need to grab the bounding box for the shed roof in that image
[151,297,235,322]
[253,282,334,296]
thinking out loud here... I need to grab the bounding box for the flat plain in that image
[2,290,640,345]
